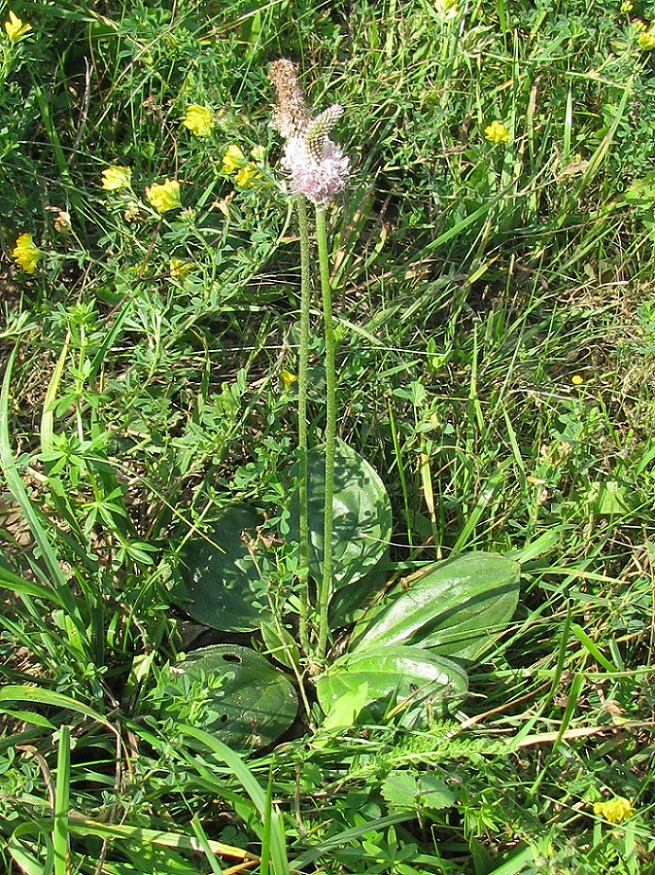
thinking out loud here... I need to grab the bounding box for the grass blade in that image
[53,725,71,875]
[0,343,84,633]
[181,726,289,875]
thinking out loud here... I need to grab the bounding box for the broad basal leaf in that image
[316,644,467,729]
[165,644,297,748]
[178,505,273,632]
[350,552,520,661]
[287,441,392,596]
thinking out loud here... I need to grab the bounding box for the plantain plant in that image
[170,60,521,747]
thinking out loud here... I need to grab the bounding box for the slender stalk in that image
[315,206,336,660]
[296,195,311,654]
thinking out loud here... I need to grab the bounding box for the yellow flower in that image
[170,258,193,280]
[281,369,297,390]
[621,0,633,9]
[222,144,247,175]
[484,120,511,144]
[235,164,263,188]
[11,233,40,274]
[593,797,635,824]
[4,10,31,41]
[182,104,214,138]
[101,165,132,191]
[146,179,181,213]
[638,31,655,50]
[632,20,647,33]
[571,374,584,385]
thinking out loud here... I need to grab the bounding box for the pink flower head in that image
[269,59,350,205]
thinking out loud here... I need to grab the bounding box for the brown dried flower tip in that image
[268,59,311,138]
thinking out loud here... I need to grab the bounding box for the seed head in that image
[268,59,311,138]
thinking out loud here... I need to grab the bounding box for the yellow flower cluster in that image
[170,258,193,280]
[484,120,511,144]
[101,166,132,191]
[593,796,635,824]
[4,10,31,41]
[222,144,263,188]
[638,30,655,50]
[11,233,40,274]
[146,179,181,213]
[101,165,183,217]
[183,105,214,138]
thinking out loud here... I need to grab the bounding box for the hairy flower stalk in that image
[296,193,311,655]
[269,59,350,661]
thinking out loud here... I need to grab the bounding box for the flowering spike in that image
[268,58,350,205]
[306,104,344,164]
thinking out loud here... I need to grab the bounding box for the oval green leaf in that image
[316,644,467,729]
[166,644,297,748]
[178,506,273,632]
[351,552,520,661]
[287,441,392,593]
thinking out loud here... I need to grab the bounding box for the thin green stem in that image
[315,206,336,661]
[296,196,311,655]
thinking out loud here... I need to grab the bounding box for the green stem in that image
[315,206,336,661]
[296,196,311,655]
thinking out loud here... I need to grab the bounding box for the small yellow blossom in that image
[146,179,181,213]
[223,144,263,188]
[632,20,647,33]
[281,369,297,390]
[435,0,459,19]
[571,374,584,385]
[182,104,214,137]
[235,164,263,187]
[170,258,193,280]
[484,120,511,144]
[101,166,132,191]
[222,144,247,175]
[4,10,31,41]
[621,1,633,11]
[11,233,40,274]
[638,31,655,50]
[593,797,635,824]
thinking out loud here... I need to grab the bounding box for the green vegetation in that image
[1,1,655,873]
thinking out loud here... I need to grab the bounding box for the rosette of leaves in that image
[174,446,521,742]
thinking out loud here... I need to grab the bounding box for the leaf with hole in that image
[164,644,297,748]
[287,441,392,597]
[316,644,467,729]
[351,552,520,661]
[178,506,273,632]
